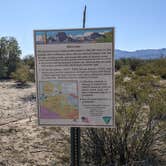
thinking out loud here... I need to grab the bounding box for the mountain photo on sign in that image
[45,28,113,44]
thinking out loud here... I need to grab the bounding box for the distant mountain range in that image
[115,48,166,59]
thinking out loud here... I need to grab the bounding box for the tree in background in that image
[0,37,21,78]
[22,55,35,82]
[0,37,8,78]
[23,54,35,69]
[7,37,21,76]
[0,62,8,78]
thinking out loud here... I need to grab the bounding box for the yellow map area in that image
[43,82,54,95]
[41,81,78,119]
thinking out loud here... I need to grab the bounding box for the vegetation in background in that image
[0,37,21,78]
[0,36,166,165]
[115,58,166,79]
[11,64,34,85]
[22,54,35,82]
[82,58,166,165]
[0,36,35,84]
[23,54,35,70]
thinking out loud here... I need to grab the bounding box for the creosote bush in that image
[81,74,166,166]
[11,64,34,84]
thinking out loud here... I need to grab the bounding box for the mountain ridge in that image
[115,48,166,59]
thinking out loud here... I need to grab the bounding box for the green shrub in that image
[135,65,150,76]
[0,63,8,78]
[81,74,166,165]
[120,66,132,76]
[11,64,32,84]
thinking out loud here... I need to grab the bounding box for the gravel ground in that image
[0,80,70,166]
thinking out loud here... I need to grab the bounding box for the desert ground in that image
[0,80,70,166]
[0,79,165,166]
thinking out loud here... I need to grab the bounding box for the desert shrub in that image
[29,69,35,82]
[135,65,151,76]
[115,60,120,71]
[0,63,8,78]
[120,66,132,76]
[115,60,123,71]
[81,74,166,166]
[117,58,145,71]
[11,64,32,84]
[135,58,166,79]
[129,59,144,71]
[153,59,166,79]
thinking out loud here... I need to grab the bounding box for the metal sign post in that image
[70,127,81,166]
[70,5,86,166]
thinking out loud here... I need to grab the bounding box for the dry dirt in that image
[0,80,70,166]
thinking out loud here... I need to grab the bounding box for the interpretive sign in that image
[34,27,115,127]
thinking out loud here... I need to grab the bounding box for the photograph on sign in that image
[34,27,115,127]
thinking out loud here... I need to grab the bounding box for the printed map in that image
[39,81,78,119]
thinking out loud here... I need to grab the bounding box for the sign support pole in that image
[70,5,86,166]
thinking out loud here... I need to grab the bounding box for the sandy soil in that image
[0,80,70,166]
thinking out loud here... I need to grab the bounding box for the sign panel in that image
[34,27,115,127]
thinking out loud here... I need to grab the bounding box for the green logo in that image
[103,116,111,124]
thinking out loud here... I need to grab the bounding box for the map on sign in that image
[39,81,79,119]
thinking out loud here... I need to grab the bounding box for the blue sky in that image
[0,0,165,57]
